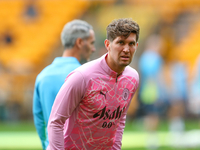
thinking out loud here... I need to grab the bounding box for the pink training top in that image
[47,54,139,150]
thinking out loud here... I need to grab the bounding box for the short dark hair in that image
[106,18,140,42]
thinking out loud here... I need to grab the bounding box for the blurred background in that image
[0,0,200,150]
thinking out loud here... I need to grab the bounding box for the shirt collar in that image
[52,57,80,65]
[100,53,118,77]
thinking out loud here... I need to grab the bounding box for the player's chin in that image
[120,62,130,67]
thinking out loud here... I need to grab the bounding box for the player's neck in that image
[62,48,79,60]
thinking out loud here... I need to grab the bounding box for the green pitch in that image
[0,131,199,150]
[0,120,200,150]
[0,131,168,150]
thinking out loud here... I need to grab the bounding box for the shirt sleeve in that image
[47,71,86,150]
[33,81,48,150]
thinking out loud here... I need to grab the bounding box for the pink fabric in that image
[47,54,139,150]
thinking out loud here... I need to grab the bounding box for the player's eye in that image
[119,41,124,45]
[129,42,135,46]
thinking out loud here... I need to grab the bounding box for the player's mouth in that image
[120,56,130,61]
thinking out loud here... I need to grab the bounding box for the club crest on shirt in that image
[122,88,129,101]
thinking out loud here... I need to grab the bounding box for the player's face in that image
[105,33,138,73]
[80,30,95,64]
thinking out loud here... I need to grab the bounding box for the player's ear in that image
[136,42,139,47]
[104,39,110,51]
[75,38,83,49]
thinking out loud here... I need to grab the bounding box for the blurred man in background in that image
[33,19,95,150]
[47,18,140,150]
[138,34,165,149]
[188,55,200,117]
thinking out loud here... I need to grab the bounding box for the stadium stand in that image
[0,0,200,120]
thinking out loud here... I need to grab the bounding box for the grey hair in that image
[61,19,93,49]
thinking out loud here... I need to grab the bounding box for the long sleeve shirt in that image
[33,57,81,149]
[47,54,139,150]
